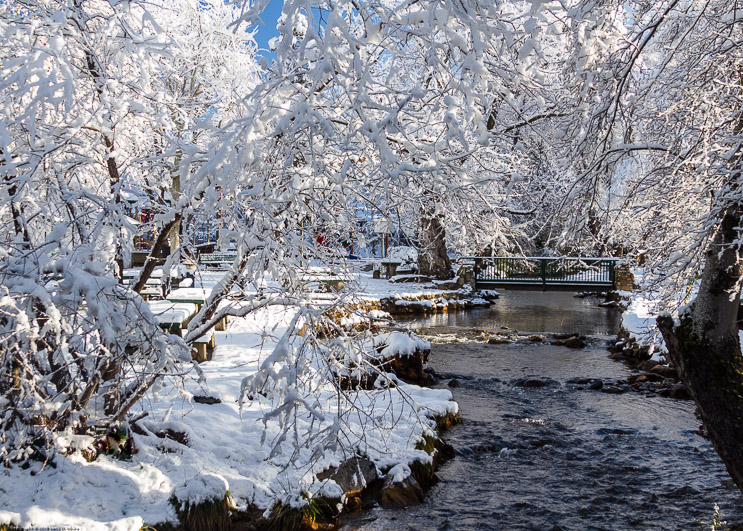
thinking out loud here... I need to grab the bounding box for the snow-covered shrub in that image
[0,250,190,466]
[0,0,257,467]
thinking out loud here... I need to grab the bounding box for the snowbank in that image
[621,296,666,358]
[386,246,418,269]
[618,270,668,360]
[0,304,456,529]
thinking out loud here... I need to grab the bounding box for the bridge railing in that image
[464,257,619,290]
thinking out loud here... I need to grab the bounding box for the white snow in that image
[173,473,229,508]
[386,246,418,269]
[620,287,667,361]
[0,288,456,529]
[368,309,392,320]
[148,301,198,325]
[166,287,211,303]
[375,331,431,358]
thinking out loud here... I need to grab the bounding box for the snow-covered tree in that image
[235,0,743,494]
[235,0,570,278]
[549,0,743,492]
[0,0,259,465]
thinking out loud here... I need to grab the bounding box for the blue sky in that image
[252,0,283,58]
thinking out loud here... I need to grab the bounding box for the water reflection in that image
[404,290,621,336]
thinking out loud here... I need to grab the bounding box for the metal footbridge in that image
[467,256,619,291]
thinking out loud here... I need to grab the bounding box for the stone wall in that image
[614,264,635,291]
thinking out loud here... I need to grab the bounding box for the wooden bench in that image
[301,272,352,293]
[148,301,198,338]
[140,286,163,301]
[199,252,237,268]
[192,333,216,362]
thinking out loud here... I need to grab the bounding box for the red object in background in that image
[139,207,153,223]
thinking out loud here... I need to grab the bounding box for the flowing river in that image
[348,291,743,530]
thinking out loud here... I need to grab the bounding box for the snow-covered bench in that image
[198,252,237,268]
[139,286,163,300]
[300,272,352,292]
[148,301,219,362]
[192,333,215,363]
[123,266,181,283]
[148,301,197,337]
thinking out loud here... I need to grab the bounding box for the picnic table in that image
[148,300,214,362]
[167,287,229,331]
[148,301,197,336]
[167,287,209,305]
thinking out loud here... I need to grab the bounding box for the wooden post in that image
[192,343,208,363]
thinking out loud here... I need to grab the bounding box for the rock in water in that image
[521,378,548,388]
[379,475,425,507]
[637,360,660,372]
[601,385,626,394]
[669,383,691,400]
[564,337,587,349]
[650,365,679,380]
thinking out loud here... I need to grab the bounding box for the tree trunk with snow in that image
[656,206,743,494]
[417,205,452,280]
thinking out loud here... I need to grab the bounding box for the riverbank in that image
[0,272,466,530]
[4,274,723,530]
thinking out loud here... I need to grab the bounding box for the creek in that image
[348,290,743,530]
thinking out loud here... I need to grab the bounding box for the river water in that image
[349,290,743,530]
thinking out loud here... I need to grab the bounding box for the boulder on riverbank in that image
[373,332,433,385]
[335,331,435,389]
[317,457,378,498]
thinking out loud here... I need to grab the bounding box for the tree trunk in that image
[132,214,181,293]
[657,205,743,494]
[417,204,452,280]
[169,162,182,255]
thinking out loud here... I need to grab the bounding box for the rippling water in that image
[346,290,743,530]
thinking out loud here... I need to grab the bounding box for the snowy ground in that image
[0,270,457,530]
